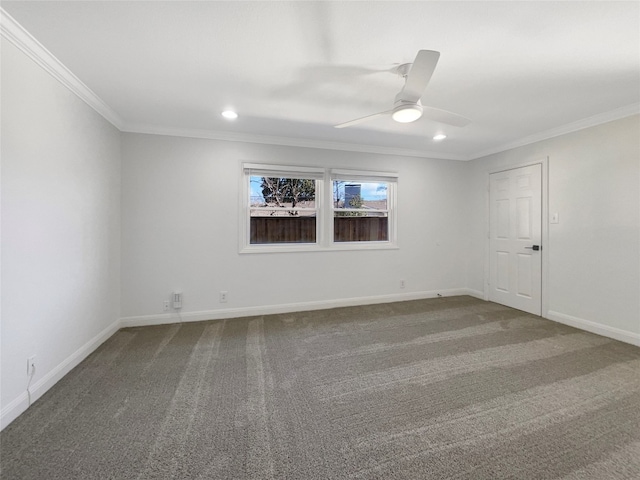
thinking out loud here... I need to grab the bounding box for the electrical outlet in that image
[27,355,36,376]
[172,292,182,309]
[220,291,228,303]
[163,300,170,312]
[400,279,406,289]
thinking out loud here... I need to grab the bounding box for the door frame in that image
[484,157,549,318]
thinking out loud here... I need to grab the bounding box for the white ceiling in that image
[3,1,639,160]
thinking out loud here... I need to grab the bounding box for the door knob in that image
[525,245,540,251]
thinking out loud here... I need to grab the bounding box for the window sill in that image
[239,242,399,254]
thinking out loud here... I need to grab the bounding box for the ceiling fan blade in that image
[421,106,471,127]
[334,110,392,128]
[398,50,440,103]
[303,64,398,81]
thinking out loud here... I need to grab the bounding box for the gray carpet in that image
[2,296,640,479]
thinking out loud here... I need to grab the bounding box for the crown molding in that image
[0,7,124,129]
[469,102,640,160]
[121,123,468,161]
[127,101,640,161]
[3,7,637,162]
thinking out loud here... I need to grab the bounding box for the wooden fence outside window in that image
[250,217,388,244]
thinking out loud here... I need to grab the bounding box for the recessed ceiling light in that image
[433,134,447,141]
[221,110,238,120]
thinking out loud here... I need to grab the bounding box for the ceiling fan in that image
[334,50,470,129]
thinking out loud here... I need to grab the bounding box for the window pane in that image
[333,180,389,242]
[250,176,317,244]
[333,181,388,210]
[251,176,316,207]
[334,215,388,242]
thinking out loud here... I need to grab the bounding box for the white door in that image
[489,164,542,315]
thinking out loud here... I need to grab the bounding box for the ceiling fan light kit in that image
[391,103,423,123]
[221,110,238,120]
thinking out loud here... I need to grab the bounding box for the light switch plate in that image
[550,212,559,224]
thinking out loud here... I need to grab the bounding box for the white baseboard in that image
[0,394,29,432]
[120,288,480,328]
[546,310,640,347]
[464,288,485,300]
[5,295,635,432]
[1,318,121,431]
[2,289,484,430]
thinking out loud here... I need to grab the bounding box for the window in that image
[332,178,390,242]
[249,175,318,244]
[241,164,396,252]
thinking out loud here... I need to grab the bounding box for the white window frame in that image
[241,163,324,253]
[240,163,398,253]
[329,169,398,250]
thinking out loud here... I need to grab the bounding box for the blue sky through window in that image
[250,176,387,202]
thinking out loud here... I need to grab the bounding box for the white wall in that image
[120,133,471,324]
[3,15,637,434]
[1,39,122,428]
[466,115,640,343]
